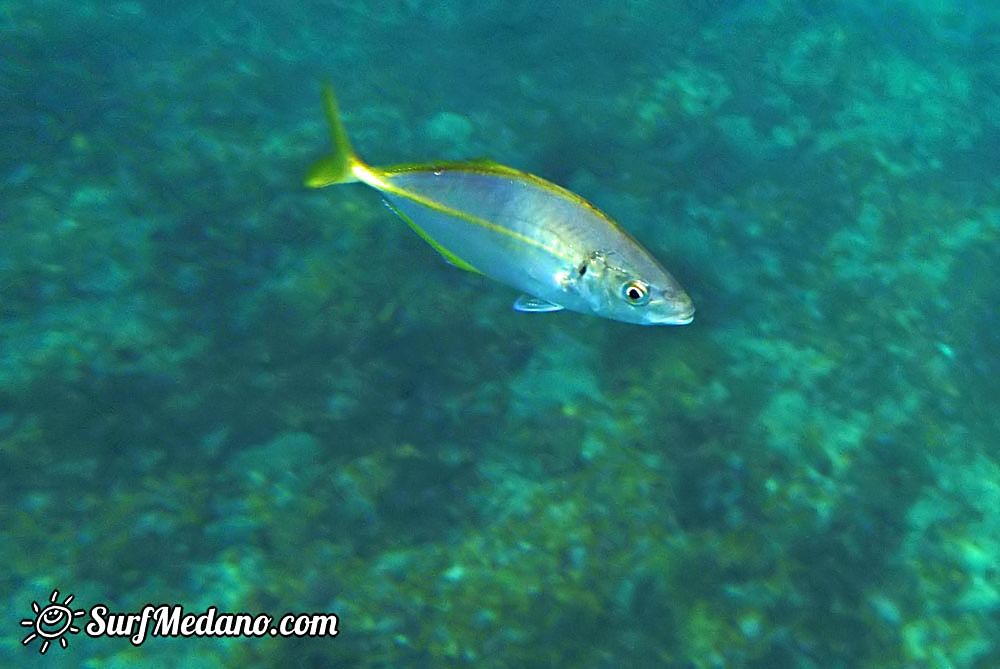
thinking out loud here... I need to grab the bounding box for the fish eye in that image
[621,280,650,306]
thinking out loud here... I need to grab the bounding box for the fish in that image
[305,85,694,326]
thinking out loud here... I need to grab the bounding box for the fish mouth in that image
[668,308,695,325]
[651,299,695,325]
[673,309,695,325]
[647,309,694,326]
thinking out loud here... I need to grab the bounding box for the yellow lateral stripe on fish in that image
[352,163,572,264]
[305,83,695,326]
[382,159,631,239]
[381,197,481,273]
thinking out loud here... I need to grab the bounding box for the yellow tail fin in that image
[304,84,360,187]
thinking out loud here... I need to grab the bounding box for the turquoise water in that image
[2,1,998,667]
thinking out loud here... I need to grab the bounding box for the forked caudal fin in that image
[304,84,361,187]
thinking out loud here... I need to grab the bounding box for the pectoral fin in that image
[513,295,565,313]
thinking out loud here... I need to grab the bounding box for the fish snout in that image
[660,290,695,325]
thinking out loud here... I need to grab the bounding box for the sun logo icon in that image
[20,589,86,654]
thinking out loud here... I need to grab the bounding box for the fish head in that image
[574,250,694,325]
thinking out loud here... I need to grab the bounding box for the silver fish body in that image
[377,165,694,324]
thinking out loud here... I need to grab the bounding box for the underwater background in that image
[2,1,999,667]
